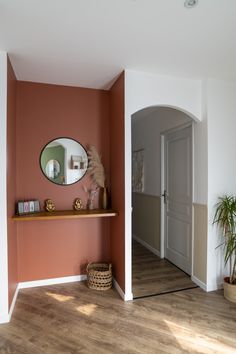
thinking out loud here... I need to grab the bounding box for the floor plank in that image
[0,283,236,353]
[132,240,197,298]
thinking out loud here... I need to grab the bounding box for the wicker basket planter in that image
[86,262,112,291]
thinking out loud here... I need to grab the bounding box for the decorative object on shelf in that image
[87,145,108,209]
[73,197,83,210]
[83,185,99,210]
[86,262,112,291]
[213,195,236,302]
[102,186,109,210]
[87,188,98,210]
[40,137,88,186]
[17,200,40,215]
[45,199,55,212]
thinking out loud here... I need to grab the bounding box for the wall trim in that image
[133,234,160,257]
[113,278,133,301]
[0,285,19,324]
[124,71,133,300]
[193,202,207,209]
[0,52,9,325]
[20,276,134,302]
[206,281,223,292]
[8,284,19,321]
[19,274,87,289]
[191,275,207,291]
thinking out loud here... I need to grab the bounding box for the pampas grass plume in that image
[87,145,105,188]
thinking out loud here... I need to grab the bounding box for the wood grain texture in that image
[12,209,118,221]
[132,240,196,298]
[0,282,235,353]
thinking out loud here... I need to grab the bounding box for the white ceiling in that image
[0,0,236,89]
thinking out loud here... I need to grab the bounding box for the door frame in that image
[160,122,194,276]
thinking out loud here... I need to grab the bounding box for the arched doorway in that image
[130,106,199,298]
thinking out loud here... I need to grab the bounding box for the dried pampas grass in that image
[87,145,105,188]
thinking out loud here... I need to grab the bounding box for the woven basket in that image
[86,262,112,291]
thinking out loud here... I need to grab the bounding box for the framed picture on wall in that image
[132,149,144,192]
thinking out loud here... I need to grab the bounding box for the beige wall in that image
[132,193,160,252]
[193,203,207,285]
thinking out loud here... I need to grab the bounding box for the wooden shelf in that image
[12,209,118,221]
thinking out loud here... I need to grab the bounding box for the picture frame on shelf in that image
[17,200,40,215]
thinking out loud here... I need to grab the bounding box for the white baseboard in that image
[191,275,207,291]
[113,278,133,301]
[133,234,160,257]
[206,281,223,292]
[192,275,223,293]
[9,284,19,321]
[19,274,87,289]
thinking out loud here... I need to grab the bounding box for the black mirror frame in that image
[39,137,88,186]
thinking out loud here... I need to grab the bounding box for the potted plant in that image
[213,195,236,302]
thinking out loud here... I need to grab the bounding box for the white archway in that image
[125,105,200,300]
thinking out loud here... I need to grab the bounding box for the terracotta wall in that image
[109,73,125,291]
[16,82,110,281]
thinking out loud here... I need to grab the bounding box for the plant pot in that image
[224,277,236,303]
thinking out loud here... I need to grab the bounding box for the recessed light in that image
[184,0,198,9]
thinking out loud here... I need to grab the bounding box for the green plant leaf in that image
[213,195,236,282]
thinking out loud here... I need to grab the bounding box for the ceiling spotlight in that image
[184,0,198,9]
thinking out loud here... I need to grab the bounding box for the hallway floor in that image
[132,239,197,298]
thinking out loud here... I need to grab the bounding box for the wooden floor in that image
[0,282,236,353]
[132,240,196,298]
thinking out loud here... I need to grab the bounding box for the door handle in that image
[162,190,168,204]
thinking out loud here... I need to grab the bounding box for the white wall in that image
[132,107,191,196]
[125,70,202,121]
[193,80,208,205]
[207,79,236,290]
[0,52,8,323]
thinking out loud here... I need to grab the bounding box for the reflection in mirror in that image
[40,138,88,185]
[46,159,60,179]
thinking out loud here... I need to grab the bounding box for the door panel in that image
[164,125,192,274]
[167,216,190,257]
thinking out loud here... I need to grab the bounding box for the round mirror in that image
[40,137,88,185]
